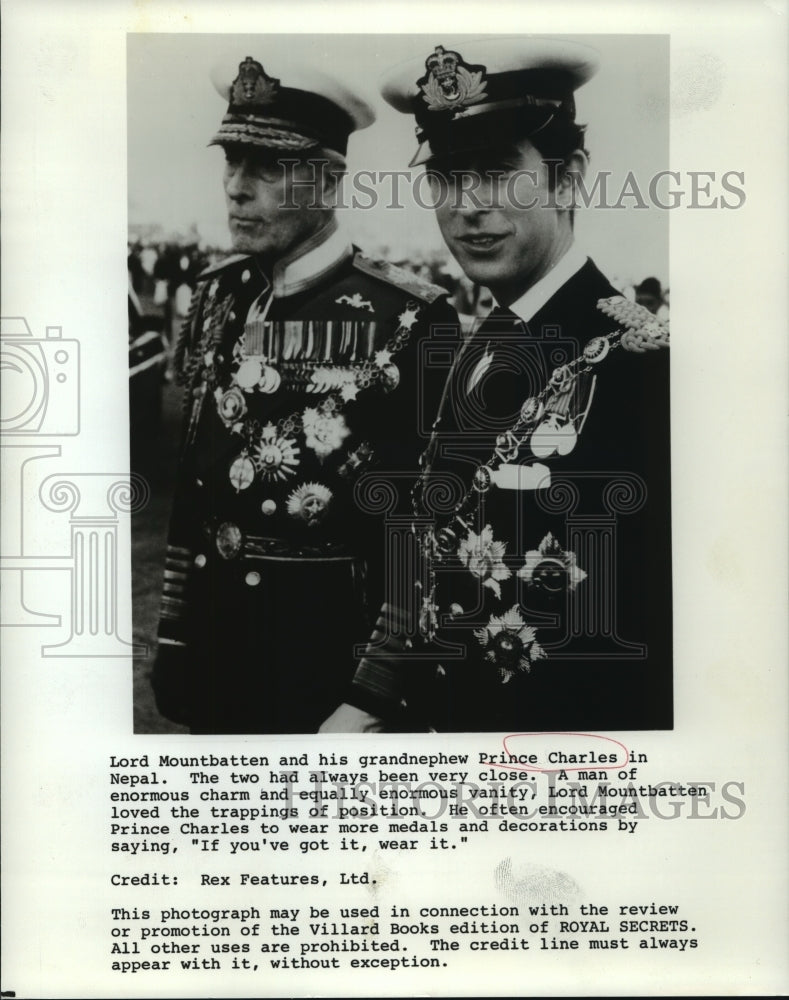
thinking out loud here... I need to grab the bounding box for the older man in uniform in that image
[324,38,672,733]
[151,53,457,734]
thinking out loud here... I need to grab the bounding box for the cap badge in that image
[230,56,280,108]
[419,46,487,112]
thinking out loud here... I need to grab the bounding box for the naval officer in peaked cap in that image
[151,51,459,734]
[323,37,672,733]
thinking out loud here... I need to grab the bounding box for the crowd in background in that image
[128,235,670,357]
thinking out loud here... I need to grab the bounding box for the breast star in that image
[398,306,420,330]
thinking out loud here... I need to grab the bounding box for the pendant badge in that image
[530,413,577,459]
[229,453,256,492]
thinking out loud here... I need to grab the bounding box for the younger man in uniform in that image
[324,38,672,733]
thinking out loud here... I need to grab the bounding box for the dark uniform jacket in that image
[348,257,672,733]
[151,224,457,733]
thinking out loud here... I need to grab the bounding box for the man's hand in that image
[319,703,385,733]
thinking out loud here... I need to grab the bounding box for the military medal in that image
[254,423,300,482]
[235,357,263,390]
[302,407,350,459]
[258,365,281,393]
[228,453,256,492]
[529,557,568,593]
[286,482,333,527]
[338,442,373,479]
[309,367,356,393]
[215,386,248,429]
[457,524,511,599]
[473,606,545,684]
[380,362,400,393]
[232,351,282,394]
[216,522,243,560]
[519,532,587,593]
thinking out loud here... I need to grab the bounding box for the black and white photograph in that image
[2,2,787,998]
[129,33,673,736]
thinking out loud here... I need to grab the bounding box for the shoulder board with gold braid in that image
[597,295,670,353]
[352,253,447,304]
[196,253,253,281]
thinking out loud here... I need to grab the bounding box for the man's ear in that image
[320,159,346,210]
[557,149,588,210]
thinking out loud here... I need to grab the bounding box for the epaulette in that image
[196,254,253,281]
[352,253,447,304]
[597,296,670,351]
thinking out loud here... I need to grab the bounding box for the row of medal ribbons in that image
[242,319,380,363]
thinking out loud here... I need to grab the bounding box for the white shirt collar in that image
[272,217,353,298]
[500,243,588,323]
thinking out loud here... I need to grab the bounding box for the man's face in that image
[427,138,575,305]
[222,146,329,261]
